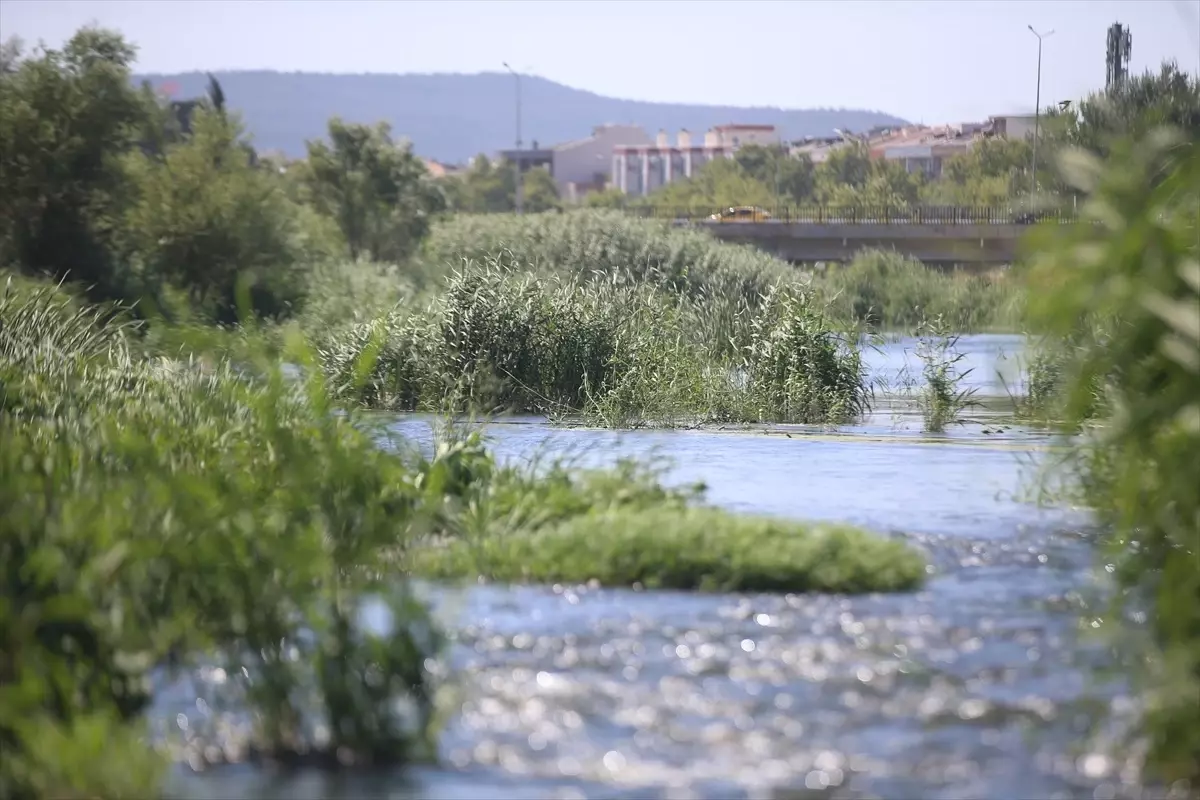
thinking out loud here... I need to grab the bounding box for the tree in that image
[1054,61,1200,159]
[733,144,816,204]
[814,143,923,207]
[647,157,775,211]
[301,118,446,263]
[442,156,559,213]
[0,27,152,297]
[584,188,629,209]
[922,137,1032,206]
[520,165,561,213]
[123,109,304,321]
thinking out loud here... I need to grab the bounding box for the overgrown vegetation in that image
[318,262,869,427]
[1025,128,1199,784]
[911,315,981,432]
[413,506,926,593]
[0,278,927,795]
[810,249,1021,332]
[0,29,444,323]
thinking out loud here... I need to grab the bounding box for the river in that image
[160,335,1163,799]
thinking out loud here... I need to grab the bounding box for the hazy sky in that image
[3,0,1198,122]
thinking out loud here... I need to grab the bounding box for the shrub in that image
[812,249,1021,332]
[1023,128,1200,784]
[1,281,444,796]
[319,262,870,428]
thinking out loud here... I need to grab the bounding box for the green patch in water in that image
[409,505,927,594]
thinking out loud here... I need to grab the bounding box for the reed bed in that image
[317,261,869,428]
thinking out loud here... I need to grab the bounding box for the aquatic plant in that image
[419,210,794,358]
[912,314,981,433]
[410,504,926,594]
[319,262,869,428]
[1023,127,1200,784]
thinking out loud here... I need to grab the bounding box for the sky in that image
[2,0,1198,123]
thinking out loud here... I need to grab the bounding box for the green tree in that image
[0,28,151,298]
[301,118,446,262]
[584,187,629,209]
[647,157,775,211]
[123,109,304,321]
[815,142,872,191]
[443,156,560,213]
[734,144,816,204]
[815,145,924,207]
[520,165,561,213]
[1059,61,1200,158]
[922,137,1032,205]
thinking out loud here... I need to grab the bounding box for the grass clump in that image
[812,249,1023,332]
[421,210,793,359]
[320,262,869,428]
[912,314,981,432]
[410,505,926,594]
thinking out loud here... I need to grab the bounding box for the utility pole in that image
[502,62,524,215]
[1027,26,1055,196]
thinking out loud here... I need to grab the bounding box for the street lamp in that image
[1027,26,1055,196]
[502,61,524,215]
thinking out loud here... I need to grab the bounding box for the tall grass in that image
[420,211,794,359]
[1,279,447,796]
[811,249,1023,332]
[319,261,870,428]
[1023,129,1200,784]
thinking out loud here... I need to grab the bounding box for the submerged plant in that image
[912,313,980,433]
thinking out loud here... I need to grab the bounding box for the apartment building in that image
[612,124,780,197]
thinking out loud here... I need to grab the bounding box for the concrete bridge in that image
[637,206,1068,266]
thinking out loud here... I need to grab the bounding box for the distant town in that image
[417,114,1041,204]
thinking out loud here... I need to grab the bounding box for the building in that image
[788,136,845,164]
[421,158,462,179]
[498,124,652,202]
[988,113,1039,140]
[550,124,651,201]
[862,124,980,178]
[612,124,780,197]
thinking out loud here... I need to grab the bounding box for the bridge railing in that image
[623,205,1076,225]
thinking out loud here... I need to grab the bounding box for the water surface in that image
[163,335,1165,800]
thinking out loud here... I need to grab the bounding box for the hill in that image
[132,70,909,164]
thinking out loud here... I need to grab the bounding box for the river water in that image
[161,335,1168,799]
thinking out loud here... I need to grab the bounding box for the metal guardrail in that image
[623,205,1076,226]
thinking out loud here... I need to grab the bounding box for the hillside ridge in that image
[134,70,910,163]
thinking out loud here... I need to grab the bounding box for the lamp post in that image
[502,61,523,215]
[1027,26,1055,196]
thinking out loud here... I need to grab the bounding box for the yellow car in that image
[709,206,773,223]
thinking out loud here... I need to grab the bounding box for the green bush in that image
[319,262,869,428]
[812,249,1022,332]
[421,210,794,354]
[1023,128,1200,784]
[1,281,445,796]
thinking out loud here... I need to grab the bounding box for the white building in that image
[989,113,1039,141]
[551,124,652,202]
[612,124,780,197]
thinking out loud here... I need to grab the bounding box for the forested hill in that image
[132,70,909,164]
